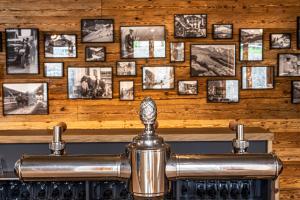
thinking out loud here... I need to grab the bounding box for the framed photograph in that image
[212,24,233,39]
[174,14,207,38]
[240,29,263,61]
[120,26,166,59]
[142,66,175,90]
[178,80,198,95]
[5,28,39,74]
[278,53,300,77]
[298,17,300,49]
[81,19,114,43]
[170,42,185,62]
[119,81,134,101]
[116,61,136,76]
[242,66,274,89]
[292,81,300,104]
[270,33,291,49]
[2,83,48,115]
[190,44,236,77]
[207,80,239,103]
[85,46,105,62]
[45,34,77,58]
[0,32,2,52]
[68,67,113,99]
[44,62,64,78]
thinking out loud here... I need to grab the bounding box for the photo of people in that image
[292,81,300,104]
[81,19,114,43]
[119,81,134,101]
[116,61,136,76]
[45,34,77,58]
[85,46,105,62]
[278,54,300,76]
[270,33,291,49]
[178,80,198,95]
[170,42,185,62]
[213,24,233,39]
[142,66,174,90]
[68,67,112,99]
[240,29,263,61]
[44,62,64,78]
[207,80,239,103]
[174,14,207,38]
[242,66,274,89]
[6,28,39,74]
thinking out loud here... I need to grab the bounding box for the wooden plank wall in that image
[0,0,299,197]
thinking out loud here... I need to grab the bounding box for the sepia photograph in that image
[116,61,136,76]
[270,33,291,49]
[207,80,239,103]
[174,14,207,38]
[142,66,175,90]
[44,62,64,78]
[85,46,105,62]
[240,29,263,61]
[190,44,236,77]
[120,26,166,59]
[213,24,233,39]
[292,81,300,104]
[68,67,113,99]
[81,19,114,43]
[170,42,185,62]
[3,83,48,115]
[45,34,77,58]
[178,80,198,95]
[6,28,39,74]
[119,81,134,101]
[242,66,274,89]
[278,53,300,76]
[298,17,300,49]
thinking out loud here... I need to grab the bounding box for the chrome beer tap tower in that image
[14,97,283,199]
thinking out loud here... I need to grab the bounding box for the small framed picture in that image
[2,83,48,115]
[240,29,263,61]
[85,46,105,62]
[178,80,198,95]
[242,66,274,89]
[278,53,300,77]
[142,66,175,90]
[116,61,136,76]
[270,33,291,49]
[212,24,233,39]
[119,81,134,101]
[0,32,2,52]
[174,14,207,38]
[5,28,39,74]
[207,80,239,103]
[292,81,300,104]
[170,42,185,62]
[45,34,77,58]
[297,17,300,49]
[81,19,114,43]
[44,62,64,78]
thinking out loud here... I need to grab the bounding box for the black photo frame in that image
[278,53,300,77]
[297,17,300,49]
[174,14,207,38]
[207,80,239,103]
[239,28,263,61]
[116,61,137,76]
[44,62,64,78]
[212,24,233,39]
[170,42,185,62]
[142,66,175,90]
[85,46,106,62]
[241,66,274,90]
[119,80,134,101]
[269,33,291,49]
[292,81,300,104]
[177,80,198,95]
[0,32,2,52]
[81,19,114,43]
[44,34,77,58]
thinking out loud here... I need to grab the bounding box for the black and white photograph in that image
[0,32,2,52]
[119,81,134,101]
[85,46,105,62]
[178,80,198,95]
[2,83,48,115]
[190,44,236,77]
[45,34,77,58]
[120,26,166,59]
[240,29,263,61]
[142,66,175,90]
[68,67,112,99]
[207,80,239,103]
[170,42,185,62]
[213,24,233,39]
[270,33,291,49]
[278,53,300,76]
[6,28,39,74]
[81,19,114,43]
[116,61,136,76]
[44,62,64,78]
[174,14,207,38]
[298,17,300,49]
[242,66,274,89]
[292,81,300,104]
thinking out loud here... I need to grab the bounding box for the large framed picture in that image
[45,34,77,58]
[81,19,114,43]
[270,33,291,49]
[240,29,263,61]
[119,81,134,101]
[178,80,198,95]
[174,14,207,38]
[242,66,274,89]
[5,28,39,74]
[212,24,233,39]
[120,26,166,59]
[2,83,48,115]
[44,62,64,78]
[298,17,300,49]
[170,42,185,62]
[68,67,113,99]
[85,46,105,62]
[190,44,236,77]
[142,66,175,90]
[278,53,300,77]
[116,61,136,76]
[292,81,300,104]
[207,80,239,103]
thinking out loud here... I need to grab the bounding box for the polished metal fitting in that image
[232,124,249,154]
[49,122,67,156]
[139,97,157,135]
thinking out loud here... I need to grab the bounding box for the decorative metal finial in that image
[140,97,157,135]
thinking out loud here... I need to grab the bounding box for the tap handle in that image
[140,97,157,126]
[50,122,67,156]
